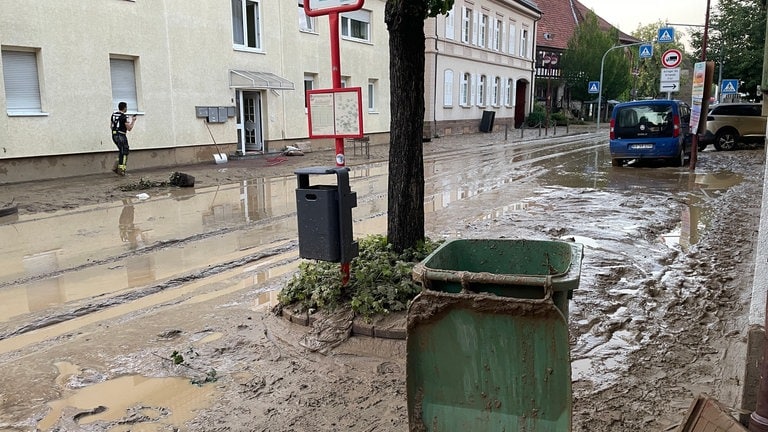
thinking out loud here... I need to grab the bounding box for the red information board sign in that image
[303,0,364,16]
[307,87,364,139]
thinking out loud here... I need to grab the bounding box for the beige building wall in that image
[0,0,390,184]
[424,0,540,138]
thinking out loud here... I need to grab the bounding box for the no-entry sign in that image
[661,49,682,68]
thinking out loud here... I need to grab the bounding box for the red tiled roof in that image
[536,0,640,52]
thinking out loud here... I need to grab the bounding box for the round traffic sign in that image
[661,49,682,68]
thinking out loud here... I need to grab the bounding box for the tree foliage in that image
[690,0,766,99]
[560,12,631,102]
[630,21,690,99]
[384,0,453,253]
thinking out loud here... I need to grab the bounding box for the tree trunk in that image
[385,1,427,253]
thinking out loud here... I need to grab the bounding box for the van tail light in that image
[672,114,680,138]
[610,118,616,140]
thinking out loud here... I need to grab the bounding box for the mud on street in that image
[0,130,764,431]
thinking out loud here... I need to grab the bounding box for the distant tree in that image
[385,0,453,253]
[560,12,631,102]
[631,21,690,99]
[690,0,766,99]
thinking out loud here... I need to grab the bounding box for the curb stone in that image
[280,308,406,340]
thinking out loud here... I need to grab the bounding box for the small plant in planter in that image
[278,234,441,319]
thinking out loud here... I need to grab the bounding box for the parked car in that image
[609,100,692,167]
[700,102,766,151]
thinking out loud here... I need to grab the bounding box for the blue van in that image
[609,100,692,167]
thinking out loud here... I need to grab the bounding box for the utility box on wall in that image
[195,106,236,123]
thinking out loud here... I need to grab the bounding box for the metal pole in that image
[749,1,768,430]
[329,12,345,168]
[597,41,648,131]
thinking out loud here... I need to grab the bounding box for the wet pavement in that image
[0,124,763,431]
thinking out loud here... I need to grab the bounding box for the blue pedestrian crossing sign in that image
[639,44,653,59]
[588,81,600,94]
[657,27,675,43]
[721,79,739,94]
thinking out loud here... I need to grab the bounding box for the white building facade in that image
[424,0,541,138]
[0,0,389,183]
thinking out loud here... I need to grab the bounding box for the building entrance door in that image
[236,91,264,153]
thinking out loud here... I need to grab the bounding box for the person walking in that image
[110,102,137,176]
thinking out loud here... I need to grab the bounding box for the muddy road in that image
[0,129,763,431]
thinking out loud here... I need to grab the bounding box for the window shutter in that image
[501,22,506,53]
[508,24,515,55]
[472,11,478,45]
[341,9,370,23]
[444,70,453,106]
[110,59,139,112]
[489,18,496,50]
[445,7,455,39]
[2,50,42,113]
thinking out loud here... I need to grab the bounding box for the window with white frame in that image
[341,9,371,42]
[445,6,455,39]
[110,58,139,112]
[479,14,488,48]
[461,7,471,43]
[443,69,453,106]
[304,74,315,108]
[232,0,262,50]
[478,75,487,106]
[493,19,501,51]
[506,78,514,106]
[508,22,516,55]
[492,77,500,106]
[298,3,316,32]
[460,72,470,106]
[2,49,43,114]
[367,79,377,112]
[520,28,529,58]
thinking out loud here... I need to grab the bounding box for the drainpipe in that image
[748,3,768,431]
[433,15,439,139]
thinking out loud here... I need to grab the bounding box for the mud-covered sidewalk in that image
[0,128,764,431]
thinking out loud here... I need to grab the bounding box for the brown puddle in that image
[39,362,214,431]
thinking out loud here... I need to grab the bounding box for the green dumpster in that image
[407,238,583,432]
[412,238,582,319]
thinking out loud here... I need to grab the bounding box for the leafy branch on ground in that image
[153,349,218,386]
[119,177,169,191]
[277,234,441,318]
[118,172,194,191]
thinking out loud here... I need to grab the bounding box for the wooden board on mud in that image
[676,395,748,432]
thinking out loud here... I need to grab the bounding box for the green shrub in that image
[278,234,441,318]
[525,103,547,127]
[551,112,568,126]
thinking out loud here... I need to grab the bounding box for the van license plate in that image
[630,144,654,149]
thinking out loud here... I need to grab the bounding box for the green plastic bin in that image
[406,238,583,432]
[411,238,583,319]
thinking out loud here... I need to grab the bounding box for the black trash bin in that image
[479,110,495,132]
[294,167,358,263]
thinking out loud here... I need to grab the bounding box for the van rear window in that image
[614,104,675,139]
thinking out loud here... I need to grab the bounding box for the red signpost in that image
[303,0,365,167]
[302,0,365,285]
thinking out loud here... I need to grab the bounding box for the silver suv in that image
[701,103,766,151]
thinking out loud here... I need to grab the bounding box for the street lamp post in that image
[596,41,648,131]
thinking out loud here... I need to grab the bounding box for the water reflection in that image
[39,371,214,431]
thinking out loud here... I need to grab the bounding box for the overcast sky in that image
[577,0,716,35]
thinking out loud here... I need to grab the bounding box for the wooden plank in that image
[676,395,748,432]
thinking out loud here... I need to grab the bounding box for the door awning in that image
[229,70,295,90]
